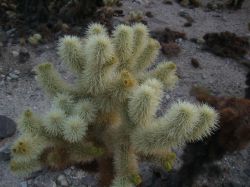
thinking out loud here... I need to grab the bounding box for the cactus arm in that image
[80,35,117,95]
[130,23,149,61]
[58,36,85,74]
[131,102,218,153]
[17,109,43,135]
[36,63,71,96]
[112,24,133,70]
[132,38,160,73]
[128,79,163,127]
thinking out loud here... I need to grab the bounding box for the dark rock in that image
[243,169,250,176]
[151,27,186,44]
[0,31,7,43]
[191,58,200,68]
[116,1,123,7]
[18,48,30,64]
[6,28,16,36]
[184,22,192,27]
[0,141,11,161]
[223,182,242,187]
[0,115,16,139]
[82,175,98,186]
[226,0,245,9]
[179,11,194,23]
[145,11,153,18]
[161,42,181,57]
[163,0,173,5]
[113,9,124,17]
[203,31,249,59]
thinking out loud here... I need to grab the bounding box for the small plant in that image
[127,10,145,23]
[10,23,218,187]
[103,0,120,7]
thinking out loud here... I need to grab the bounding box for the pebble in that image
[11,50,19,57]
[178,10,188,17]
[191,58,200,68]
[0,81,4,86]
[64,168,72,176]
[0,31,7,43]
[6,28,16,36]
[19,48,30,64]
[145,11,153,18]
[20,181,28,187]
[0,140,11,161]
[243,169,250,177]
[8,73,19,80]
[14,70,20,75]
[6,76,12,81]
[75,170,86,179]
[57,175,69,186]
[163,0,173,5]
[202,74,207,79]
[165,94,170,100]
[52,181,57,187]
[0,115,16,139]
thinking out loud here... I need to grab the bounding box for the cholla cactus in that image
[10,23,218,187]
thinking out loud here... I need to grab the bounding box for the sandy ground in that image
[0,0,250,186]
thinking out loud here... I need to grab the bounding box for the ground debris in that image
[203,31,249,59]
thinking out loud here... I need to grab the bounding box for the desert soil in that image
[0,0,250,186]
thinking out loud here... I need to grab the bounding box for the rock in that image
[0,140,11,161]
[57,175,69,186]
[163,0,173,5]
[203,31,249,59]
[18,48,30,64]
[145,11,153,18]
[223,182,242,187]
[14,70,20,75]
[165,94,170,100]
[191,58,200,68]
[52,181,57,187]
[11,50,19,57]
[244,169,250,177]
[0,115,16,139]
[76,170,86,179]
[184,22,192,27]
[179,11,194,23]
[0,81,4,86]
[20,181,28,187]
[6,28,16,36]
[202,74,207,79]
[8,73,19,80]
[196,38,205,44]
[64,168,72,176]
[178,10,189,18]
[0,31,7,43]
[161,42,181,57]
[82,175,97,186]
